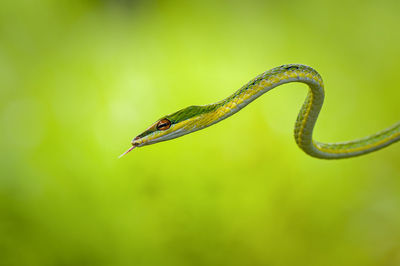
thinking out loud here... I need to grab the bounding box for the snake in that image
[120,64,400,159]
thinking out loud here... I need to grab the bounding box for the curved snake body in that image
[121,64,400,159]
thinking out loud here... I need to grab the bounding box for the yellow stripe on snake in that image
[120,64,400,159]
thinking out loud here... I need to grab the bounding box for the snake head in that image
[131,117,183,147]
[120,105,213,157]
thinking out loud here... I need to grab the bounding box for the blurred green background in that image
[1,0,399,265]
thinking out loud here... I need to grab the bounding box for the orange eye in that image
[156,119,171,130]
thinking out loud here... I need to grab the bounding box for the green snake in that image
[120,64,400,159]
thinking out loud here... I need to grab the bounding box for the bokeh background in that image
[1,0,399,265]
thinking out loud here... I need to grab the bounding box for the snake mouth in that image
[131,136,144,147]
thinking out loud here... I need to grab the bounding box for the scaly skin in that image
[120,64,400,159]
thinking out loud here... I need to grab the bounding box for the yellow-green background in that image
[1,0,399,265]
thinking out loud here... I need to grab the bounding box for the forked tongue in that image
[118,145,136,158]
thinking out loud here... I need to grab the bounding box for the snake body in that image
[121,64,400,159]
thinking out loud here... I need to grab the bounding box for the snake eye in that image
[156,118,171,131]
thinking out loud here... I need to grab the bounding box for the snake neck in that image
[204,65,324,130]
